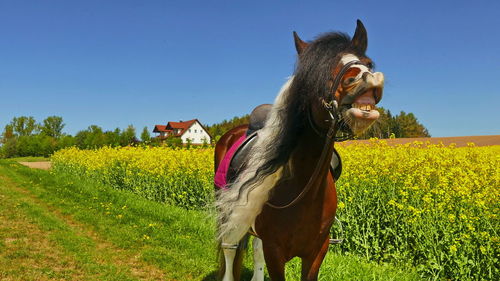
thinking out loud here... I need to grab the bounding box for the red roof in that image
[153,125,169,133]
[166,119,198,136]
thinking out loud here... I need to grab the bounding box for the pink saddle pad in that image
[214,135,247,189]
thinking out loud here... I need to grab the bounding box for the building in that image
[153,119,211,144]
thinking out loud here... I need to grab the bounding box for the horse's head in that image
[293,20,384,138]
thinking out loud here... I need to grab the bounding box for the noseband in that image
[312,59,369,141]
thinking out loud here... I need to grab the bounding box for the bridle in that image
[311,59,370,142]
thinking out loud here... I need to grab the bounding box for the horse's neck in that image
[288,125,334,190]
[265,120,334,207]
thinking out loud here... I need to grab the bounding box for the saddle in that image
[214,104,342,189]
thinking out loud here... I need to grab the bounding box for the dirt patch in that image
[18,161,51,170]
[341,135,500,147]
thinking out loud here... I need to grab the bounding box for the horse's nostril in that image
[362,72,370,81]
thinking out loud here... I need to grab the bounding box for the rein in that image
[266,60,365,209]
[265,120,337,209]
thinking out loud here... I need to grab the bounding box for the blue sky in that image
[1,0,499,137]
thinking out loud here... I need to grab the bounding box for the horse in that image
[214,20,384,281]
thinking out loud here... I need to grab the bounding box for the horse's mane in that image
[216,32,357,243]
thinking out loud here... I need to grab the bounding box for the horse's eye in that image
[367,62,374,69]
[344,77,356,85]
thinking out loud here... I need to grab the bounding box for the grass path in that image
[0,164,165,280]
[0,159,422,280]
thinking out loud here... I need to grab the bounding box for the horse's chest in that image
[257,180,337,244]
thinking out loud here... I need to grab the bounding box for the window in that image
[194,129,197,133]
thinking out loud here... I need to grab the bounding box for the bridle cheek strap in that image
[318,59,367,141]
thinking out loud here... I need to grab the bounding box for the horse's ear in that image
[351,19,368,53]
[293,31,308,54]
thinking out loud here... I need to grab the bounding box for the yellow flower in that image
[480,246,487,254]
[450,244,457,254]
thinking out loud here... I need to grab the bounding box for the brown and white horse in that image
[215,20,384,281]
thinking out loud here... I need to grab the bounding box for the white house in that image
[153,119,211,145]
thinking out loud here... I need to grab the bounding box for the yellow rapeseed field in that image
[335,140,499,280]
[51,141,499,280]
[52,146,214,208]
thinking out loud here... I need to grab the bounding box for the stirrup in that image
[329,238,343,244]
[221,243,239,250]
[329,216,344,245]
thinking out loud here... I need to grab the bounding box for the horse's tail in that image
[217,234,249,281]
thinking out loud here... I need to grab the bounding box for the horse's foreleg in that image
[221,247,236,281]
[263,243,286,281]
[300,239,329,281]
[250,237,265,281]
[221,234,249,281]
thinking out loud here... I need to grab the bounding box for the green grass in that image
[0,158,422,280]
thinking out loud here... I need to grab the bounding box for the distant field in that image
[342,135,500,147]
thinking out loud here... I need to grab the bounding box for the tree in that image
[140,126,151,143]
[103,128,121,147]
[2,124,15,143]
[75,125,106,149]
[10,116,38,136]
[2,116,73,158]
[120,125,136,146]
[206,114,250,141]
[0,138,18,158]
[358,107,392,139]
[56,135,76,150]
[14,135,56,157]
[394,111,430,138]
[40,116,65,138]
[356,108,430,139]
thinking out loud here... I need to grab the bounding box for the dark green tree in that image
[75,125,106,149]
[56,135,76,150]
[206,114,250,141]
[394,111,430,138]
[0,138,18,158]
[356,108,430,139]
[103,128,121,147]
